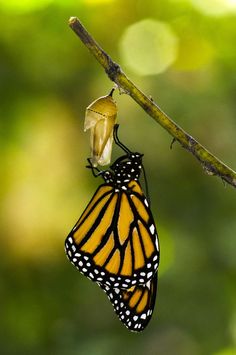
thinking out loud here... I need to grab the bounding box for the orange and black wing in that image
[99,272,158,332]
[65,180,159,289]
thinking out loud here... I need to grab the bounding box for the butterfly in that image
[65,124,159,331]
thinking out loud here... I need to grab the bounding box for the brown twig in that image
[69,16,236,188]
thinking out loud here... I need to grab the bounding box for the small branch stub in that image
[69,17,236,188]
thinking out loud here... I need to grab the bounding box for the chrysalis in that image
[84,88,117,167]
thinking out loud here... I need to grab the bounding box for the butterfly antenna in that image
[113,124,132,154]
[141,163,151,206]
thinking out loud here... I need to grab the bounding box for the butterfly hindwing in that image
[99,272,158,332]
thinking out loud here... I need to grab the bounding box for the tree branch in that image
[69,16,236,188]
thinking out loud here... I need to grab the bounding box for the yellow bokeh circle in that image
[119,19,178,76]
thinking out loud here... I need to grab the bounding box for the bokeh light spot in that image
[1,99,89,261]
[0,0,53,13]
[191,0,236,16]
[119,19,178,76]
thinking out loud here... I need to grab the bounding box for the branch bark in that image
[69,16,236,188]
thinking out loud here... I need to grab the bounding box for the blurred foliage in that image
[0,0,236,354]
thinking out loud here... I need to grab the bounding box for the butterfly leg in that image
[86,158,104,177]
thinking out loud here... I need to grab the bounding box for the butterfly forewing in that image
[65,180,159,289]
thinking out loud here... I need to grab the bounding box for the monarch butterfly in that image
[98,272,158,332]
[65,124,159,330]
[65,125,159,291]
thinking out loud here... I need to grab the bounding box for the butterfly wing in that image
[99,272,158,332]
[65,180,159,289]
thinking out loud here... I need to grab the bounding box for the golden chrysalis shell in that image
[84,90,117,167]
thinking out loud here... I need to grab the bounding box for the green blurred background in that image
[0,0,236,354]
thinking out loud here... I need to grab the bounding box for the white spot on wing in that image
[146,280,151,289]
[155,236,159,250]
[150,224,155,234]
